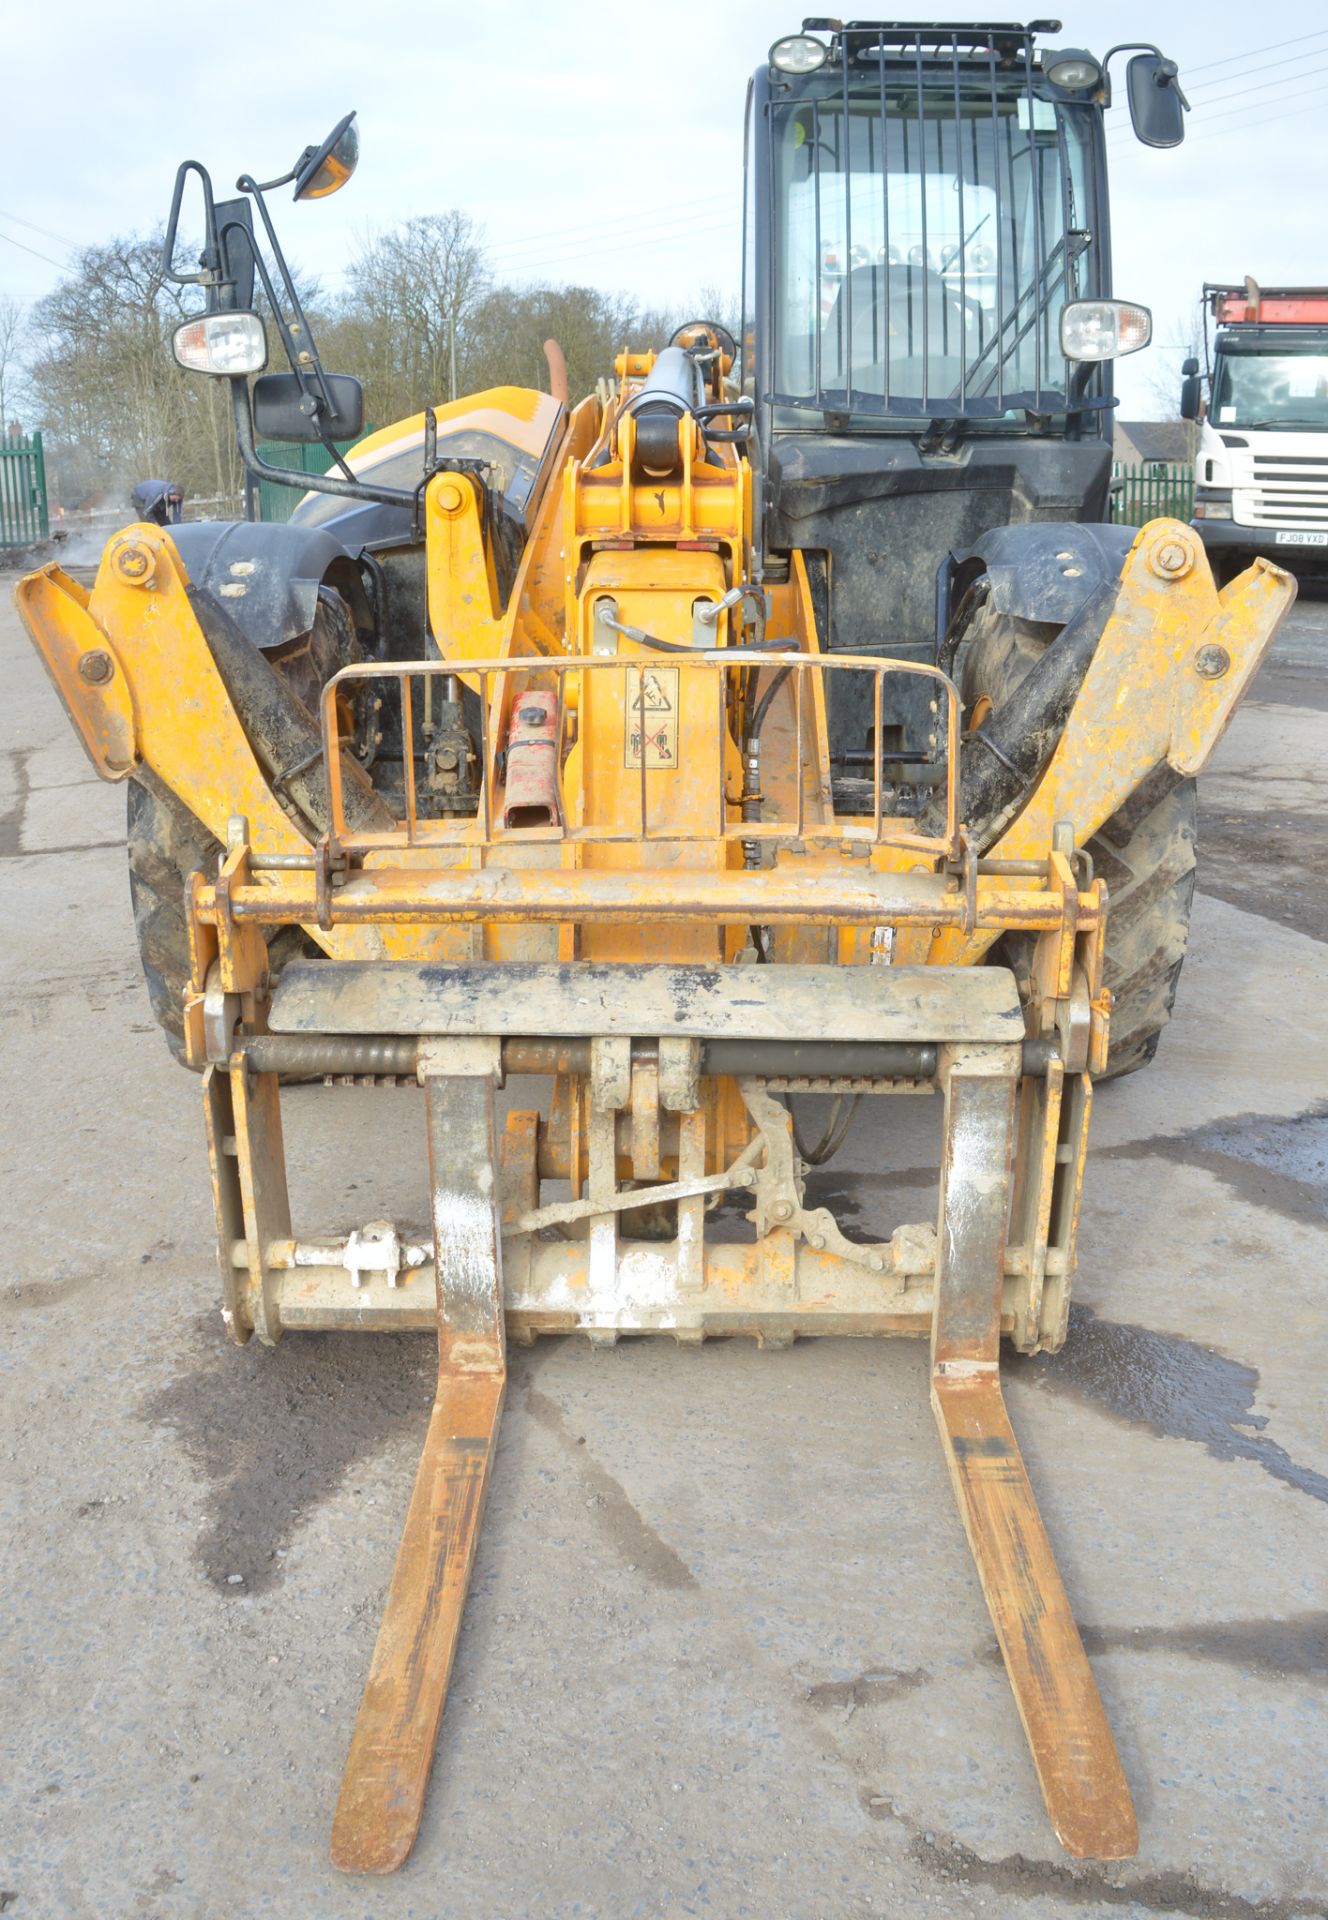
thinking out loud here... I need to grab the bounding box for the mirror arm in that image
[230,379,417,509]
[236,174,357,477]
[1100,42,1190,112]
[162,160,222,288]
[1099,42,1159,104]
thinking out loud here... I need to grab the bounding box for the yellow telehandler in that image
[16,22,1294,1875]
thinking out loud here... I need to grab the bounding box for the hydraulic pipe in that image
[236,1035,1058,1080]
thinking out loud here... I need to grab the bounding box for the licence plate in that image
[1275,530,1328,546]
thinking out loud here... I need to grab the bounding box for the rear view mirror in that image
[1127,53,1187,148]
[252,371,364,442]
[1180,373,1202,421]
[293,112,359,201]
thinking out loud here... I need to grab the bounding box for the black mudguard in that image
[169,521,363,653]
[952,521,1135,626]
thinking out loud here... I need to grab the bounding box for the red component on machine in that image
[1206,278,1328,325]
[502,690,561,828]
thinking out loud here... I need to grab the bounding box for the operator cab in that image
[743,19,1184,768]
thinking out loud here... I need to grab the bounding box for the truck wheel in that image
[123,583,361,1065]
[126,772,309,1065]
[959,604,1197,1079]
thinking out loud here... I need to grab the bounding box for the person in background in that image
[131,479,184,526]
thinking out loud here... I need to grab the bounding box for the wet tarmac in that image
[1011,1304,1328,1506]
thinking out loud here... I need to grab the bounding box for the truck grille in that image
[1234,458,1328,527]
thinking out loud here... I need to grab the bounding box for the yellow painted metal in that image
[424,470,504,659]
[64,527,319,855]
[322,387,563,490]
[193,862,1099,933]
[15,530,450,965]
[13,565,136,778]
[925,528,1294,967]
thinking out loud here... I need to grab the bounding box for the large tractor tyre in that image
[125,586,359,1063]
[126,773,308,1064]
[959,602,1197,1080]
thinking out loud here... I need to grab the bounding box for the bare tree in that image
[26,235,221,502]
[20,201,747,510]
[464,283,641,402]
[332,212,490,419]
[0,294,25,439]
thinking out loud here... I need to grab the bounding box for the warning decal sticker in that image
[624,665,679,769]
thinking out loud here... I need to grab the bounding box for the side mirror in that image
[1180,374,1202,421]
[252,371,365,442]
[1127,53,1188,148]
[293,112,359,201]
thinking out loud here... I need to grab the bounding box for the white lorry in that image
[1183,279,1328,583]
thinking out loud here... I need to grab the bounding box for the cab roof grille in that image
[801,18,1062,62]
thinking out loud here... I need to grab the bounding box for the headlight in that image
[172,311,268,376]
[769,33,828,73]
[1193,492,1233,521]
[1043,48,1103,91]
[1060,299,1152,361]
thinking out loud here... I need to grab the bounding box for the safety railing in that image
[0,432,48,548]
[255,430,372,523]
[1110,461,1194,527]
[318,652,962,863]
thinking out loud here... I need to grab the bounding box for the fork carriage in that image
[186,618,1130,1868]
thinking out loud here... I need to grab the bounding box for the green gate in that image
[1110,461,1194,527]
[255,434,368,523]
[0,432,48,548]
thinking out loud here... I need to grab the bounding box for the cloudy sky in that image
[2,0,1325,420]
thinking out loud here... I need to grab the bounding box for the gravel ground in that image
[1,574,1326,1920]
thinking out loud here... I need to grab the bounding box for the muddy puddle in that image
[1010,1304,1328,1505]
[1104,1105,1328,1229]
[141,1315,434,1594]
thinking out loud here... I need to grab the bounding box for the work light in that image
[770,34,828,73]
[172,312,268,376]
[1060,299,1151,361]
[1043,48,1103,90]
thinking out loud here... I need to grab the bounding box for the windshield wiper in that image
[1243,418,1328,430]
[956,237,1068,405]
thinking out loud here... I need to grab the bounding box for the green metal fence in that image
[0,432,48,548]
[255,435,368,523]
[1110,460,1194,527]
